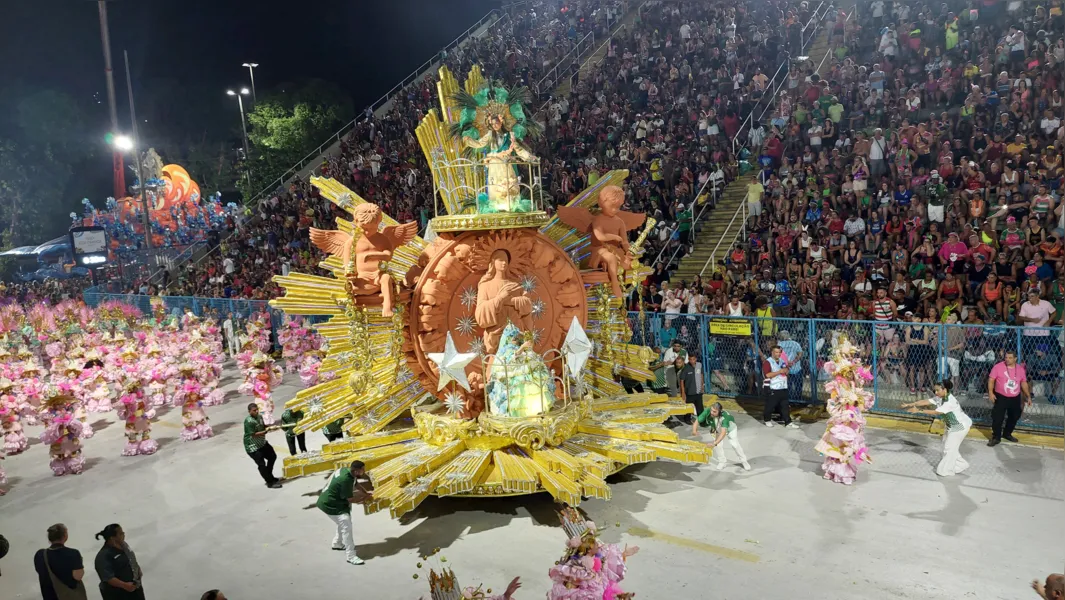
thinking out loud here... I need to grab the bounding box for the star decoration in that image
[531,299,545,319]
[532,328,543,345]
[467,339,486,356]
[561,316,592,376]
[443,391,465,415]
[336,193,354,209]
[460,286,478,309]
[307,396,324,416]
[456,316,477,336]
[427,332,476,391]
[520,274,538,293]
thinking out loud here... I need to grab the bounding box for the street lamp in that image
[227,88,253,188]
[113,135,134,151]
[242,62,259,104]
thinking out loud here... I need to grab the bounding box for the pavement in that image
[0,366,1061,600]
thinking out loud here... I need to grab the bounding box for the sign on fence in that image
[709,318,752,337]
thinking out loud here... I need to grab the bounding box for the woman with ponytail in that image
[92,524,145,599]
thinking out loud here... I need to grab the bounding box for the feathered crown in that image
[428,568,462,600]
[62,360,82,374]
[449,81,544,147]
[558,506,593,540]
[0,376,13,390]
[17,345,32,357]
[123,377,143,392]
[251,352,270,366]
[43,383,76,405]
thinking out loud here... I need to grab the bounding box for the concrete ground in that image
[0,367,1061,600]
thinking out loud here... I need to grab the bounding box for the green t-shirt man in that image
[243,413,267,454]
[317,467,357,515]
[324,418,346,436]
[828,102,844,123]
[280,408,304,439]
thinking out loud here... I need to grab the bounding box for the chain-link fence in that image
[628,312,1064,434]
[81,288,329,349]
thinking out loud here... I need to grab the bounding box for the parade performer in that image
[142,345,173,408]
[241,352,281,425]
[117,379,158,456]
[814,337,875,485]
[39,383,86,476]
[176,381,214,442]
[194,350,226,407]
[15,357,47,425]
[0,376,28,454]
[549,507,639,600]
[278,318,310,374]
[693,401,751,471]
[57,360,93,439]
[902,381,973,476]
[80,350,113,413]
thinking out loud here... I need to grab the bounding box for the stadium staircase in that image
[667,20,836,284]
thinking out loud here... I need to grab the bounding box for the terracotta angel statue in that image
[310,204,418,317]
[557,185,646,298]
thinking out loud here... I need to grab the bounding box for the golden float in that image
[270,65,709,519]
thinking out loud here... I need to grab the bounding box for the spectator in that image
[93,524,144,600]
[34,523,87,600]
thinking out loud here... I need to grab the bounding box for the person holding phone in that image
[987,350,1031,446]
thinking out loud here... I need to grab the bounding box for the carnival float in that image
[270,65,710,518]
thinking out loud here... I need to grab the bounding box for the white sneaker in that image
[741,461,752,471]
[764,421,775,428]
[713,462,725,470]
[331,545,346,551]
[786,422,800,429]
[347,556,365,566]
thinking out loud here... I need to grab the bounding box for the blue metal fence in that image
[627,312,1064,434]
[75,288,1063,434]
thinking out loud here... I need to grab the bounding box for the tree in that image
[0,84,95,248]
[245,79,355,196]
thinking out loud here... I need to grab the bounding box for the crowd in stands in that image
[634,0,1064,332]
[160,0,817,299]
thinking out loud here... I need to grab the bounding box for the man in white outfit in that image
[693,402,751,471]
[223,313,240,357]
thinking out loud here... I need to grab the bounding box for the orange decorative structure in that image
[114,156,204,233]
[557,184,647,299]
[269,66,708,519]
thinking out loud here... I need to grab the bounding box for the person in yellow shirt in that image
[746,174,764,227]
[1005,134,1028,157]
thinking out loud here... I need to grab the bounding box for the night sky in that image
[1,0,496,199]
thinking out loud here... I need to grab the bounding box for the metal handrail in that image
[700,201,747,277]
[651,181,721,270]
[703,1,834,277]
[239,9,507,209]
[534,30,596,98]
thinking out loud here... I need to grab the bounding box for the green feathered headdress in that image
[448,80,544,143]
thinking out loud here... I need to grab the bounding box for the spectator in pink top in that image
[986,350,1030,447]
[937,232,969,271]
[1018,289,1058,337]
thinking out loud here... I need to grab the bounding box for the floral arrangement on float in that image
[814,336,875,485]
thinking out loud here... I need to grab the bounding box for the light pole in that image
[242,62,259,104]
[123,49,152,249]
[227,88,253,188]
[95,0,125,199]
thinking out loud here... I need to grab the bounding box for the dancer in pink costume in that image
[176,381,214,441]
[117,378,158,456]
[814,337,875,485]
[142,344,174,408]
[56,360,93,439]
[548,507,639,600]
[39,384,86,476]
[15,358,47,426]
[79,350,113,413]
[1,376,28,454]
[193,351,225,406]
[240,352,281,425]
[279,318,313,374]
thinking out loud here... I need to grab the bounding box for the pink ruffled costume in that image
[814,341,875,485]
[117,389,159,456]
[175,382,214,441]
[39,391,87,476]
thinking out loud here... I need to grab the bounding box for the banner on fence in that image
[709,318,752,337]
